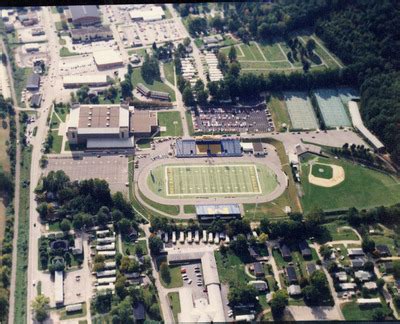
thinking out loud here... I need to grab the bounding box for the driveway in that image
[288,306,342,321]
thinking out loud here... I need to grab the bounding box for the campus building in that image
[68,5,100,26]
[93,49,123,70]
[195,204,241,221]
[70,26,113,43]
[129,6,165,22]
[63,74,109,88]
[66,103,159,149]
[175,137,242,158]
[136,83,170,101]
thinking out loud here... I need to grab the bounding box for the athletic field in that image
[147,163,278,198]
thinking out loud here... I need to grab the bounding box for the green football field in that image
[301,156,400,213]
[147,163,278,198]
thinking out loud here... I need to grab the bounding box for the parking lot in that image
[180,263,207,299]
[193,105,274,134]
[45,155,129,194]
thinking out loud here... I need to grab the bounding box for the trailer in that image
[172,231,176,244]
[202,230,207,243]
[214,232,220,244]
[208,232,213,243]
[187,231,193,243]
[97,277,116,284]
[225,235,230,243]
[194,230,199,243]
[179,231,184,243]
[96,269,117,278]
[164,232,168,243]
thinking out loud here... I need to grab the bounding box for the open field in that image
[157,111,183,137]
[321,220,359,242]
[268,93,291,131]
[131,68,175,101]
[220,35,338,74]
[341,300,391,321]
[301,156,400,213]
[311,163,333,179]
[163,62,175,85]
[0,119,10,172]
[147,163,278,198]
[168,292,181,323]
[160,265,183,288]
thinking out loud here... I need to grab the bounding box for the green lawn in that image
[259,41,287,61]
[122,239,148,256]
[185,111,194,136]
[311,164,333,179]
[369,234,397,256]
[54,105,69,122]
[163,62,175,86]
[138,189,180,215]
[341,300,391,321]
[157,111,183,136]
[14,148,32,324]
[160,265,183,288]
[301,157,400,213]
[168,292,181,323]
[183,205,196,214]
[321,220,359,242]
[131,68,175,101]
[268,93,291,131]
[127,48,147,56]
[215,251,251,285]
[59,46,79,57]
[14,67,32,107]
[50,130,63,154]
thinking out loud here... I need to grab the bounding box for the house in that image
[335,271,347,282]
[280,244,291,261]
[306,263,317,276]
[286,266,297,284]
[30,93,42,108]
[375,244,391,257]
[249,281,268,292]
[287,284,301,296]
[133,302,145,321]
[248,247,259,259]
[26,73,40,91]
[299,241,312,259]
[348,248,365,258]
[253,262,264,278]
[354,270,372,282]
[339,283,357,291]
[128,228,138,241]
[350,258,365,269]
[363,281,377,291]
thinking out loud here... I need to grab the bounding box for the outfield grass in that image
[157,111,183,136]
[59,46,78,57]
[147,163,278,198]
[163,62,175,86]
[311,164,333,179]
[301,157,400,213]
[14,147,31,324]
[341,300,391,321]
[138,189,180,216]
[268,93,291,131]
[168,292,181,323]
[160,265,183,288]
[131,68,175,101]
[243,138,301,220]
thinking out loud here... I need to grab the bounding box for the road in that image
[25,7,71,324]
[167,4,207,86]
[1,35,22,324]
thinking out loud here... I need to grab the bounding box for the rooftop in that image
[195,204,241,216]
[69,5,99,21]
[93,49,123,66]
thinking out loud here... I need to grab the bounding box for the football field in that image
[148,163,278,198]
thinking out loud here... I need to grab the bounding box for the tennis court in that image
[147,163,278,198]
[314,89,352,128]
[337,87,359,105]
[284,91,319,130]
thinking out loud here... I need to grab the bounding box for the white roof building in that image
[54,271,64,305]
[129,6,165,21]
[357,298,381,305]
[287,284,302,296]
[348,100,384,150]
[93,50,123,68]
[63,74,109,88]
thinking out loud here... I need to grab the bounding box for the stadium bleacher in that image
[176,138,242,158]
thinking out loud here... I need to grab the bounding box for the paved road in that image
[1,36,22,324]
[25,7,79,324]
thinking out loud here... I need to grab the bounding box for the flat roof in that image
[63,74,108,85]
[86,137,135,149]
[196,204,241,216]
[348,100,384,149]
[93,50,123,66]
[70,26,111,36]
[253,142,263,152]
[130,110,157,133]
[69,5,99,21]
[129,6,164,21]
[54,270,63,304]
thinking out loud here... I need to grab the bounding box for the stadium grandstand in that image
[175,137,242,158]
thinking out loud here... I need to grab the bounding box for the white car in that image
[188,279,192,284]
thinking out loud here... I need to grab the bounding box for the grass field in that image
[131,68,175,101]
[321,220,359,242]
[341,300,391,321]
[138,189,180,215]
[148,163,278,198]
[168,292,181,323]
[214,250,251,285]
[0,118,10,172]
[301,156,400,213]
[122,239,148,256]
[163,62,175,86]
[59,46,79,57]
[50,130,63,154]
[157,111,183,136]
[160,265,183,288]
[268,93,291,131]
[311,164,333,179]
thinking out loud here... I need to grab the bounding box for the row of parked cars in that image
[181,265,203,287]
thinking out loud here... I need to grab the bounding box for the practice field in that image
[301,156,400,213]
[148,163,278,198]
[314,89,352,128]
[284,91,319,130]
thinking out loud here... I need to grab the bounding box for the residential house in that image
[280,244,291,261]
[375,244,391,257]
[286,266,297,284]
[299,241,312,259]
[253,262,264,278]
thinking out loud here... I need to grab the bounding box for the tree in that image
[94,291,113,313]
[149,236,163,255]
[228,284,258,307]
[121,80,133,99]
[270,290,288,319]
[183,37,191,47]
[0,287,9,319]
[362,237,375,253]
[115,275,128,299]
[196,89,209,105]
[260,218,270,233]
[306,39,316,56]
[372,308,385,321]
[228,61,241,78]
[228,46,237,62]
[36,202,48,220]
[160,262,171,284]
[59,218,71,232]
[302,285,319,305]
[393,261,400,279]
[182,87,195,107]
[258,233,268,244]
[31,294,50,322]
[230,234,248,256]
[319,245,332,260]
[111,297,134,324]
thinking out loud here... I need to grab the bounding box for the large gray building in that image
[68,6,100,26]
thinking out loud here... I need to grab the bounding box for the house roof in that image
[286,266,297,282]
[351,258,365,268]
[253,262,264,274]
[299,241,312,256]
[376,244,391,256]
[287,284,301,295]
[30,93,42,107]
[306,263,317,275]
[280,244,291,258]
[27,73,40,88]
